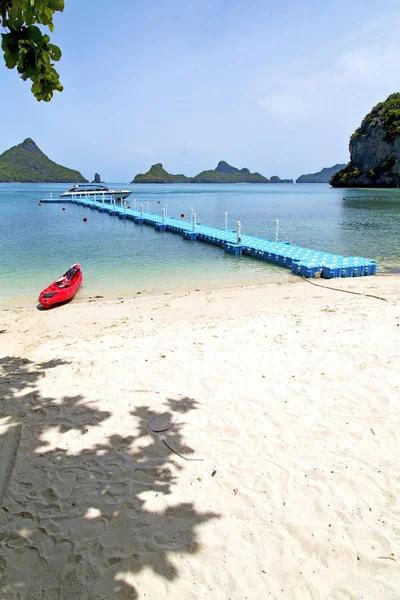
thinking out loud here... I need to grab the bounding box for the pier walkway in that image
[40,194,377,279]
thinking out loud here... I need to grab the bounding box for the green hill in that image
[0,138,87,183]
[132,163,191,183]
[191,161,269,183]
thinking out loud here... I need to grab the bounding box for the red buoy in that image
[128,205,131,208]
[181,213,184,217]
[158,201,160,204]
[38,202,42,206]
[83,217,87,222]
[62,207,65,211]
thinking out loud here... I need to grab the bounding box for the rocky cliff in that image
[0,138,87,183]
[331,93,400,187]
[92,173,103,183]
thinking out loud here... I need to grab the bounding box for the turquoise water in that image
[1,183,400,306]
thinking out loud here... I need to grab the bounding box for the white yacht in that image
[60,183,132,201]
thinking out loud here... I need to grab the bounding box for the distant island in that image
[331,93,400,187]
[191,161,269,183]
[0,138,87,183]
[296,164,346,183]
[132,163,191,183]
[132,161,292,184]
[270,175,293,184]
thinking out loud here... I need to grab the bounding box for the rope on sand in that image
[302,276,388,302]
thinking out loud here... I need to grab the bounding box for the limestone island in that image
[270,175,293,184]
[191,161,269,183]
[132,161,278,183]
[132,163,191,183]
[92,173,103,183]
[0,138,87,183]
[296,164,346,183]
[331,93,400,187]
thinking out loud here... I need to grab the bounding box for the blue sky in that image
[1,0,399,181]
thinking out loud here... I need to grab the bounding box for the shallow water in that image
[1,182,399,306]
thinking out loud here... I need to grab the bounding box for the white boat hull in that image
[60,189,132,201]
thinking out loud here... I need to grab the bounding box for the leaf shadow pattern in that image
[0,356,217,599]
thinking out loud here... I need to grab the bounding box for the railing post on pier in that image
[192,212,196,232]
[162,207,166,223]
[190,207,193,222]
[236,221,241,244]
[225,212,228,230]
[133,199,137,210]
[145,201,149,213]
[50,192,53,201]
[140,203,144,218]
[165,204,168,217]
[275,219,279,242]
[123,201,127,214]
[102,193,105,204]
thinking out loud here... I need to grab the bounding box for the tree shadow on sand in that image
[0,356,217,599]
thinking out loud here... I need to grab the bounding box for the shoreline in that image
[1,271,398,312]
[1,272,294,311]
[1,275,399,598]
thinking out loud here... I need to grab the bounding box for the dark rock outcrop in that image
[296,164,346,183]
[0,138,87,182]
[92,173,102,183]
[331,93,400,187]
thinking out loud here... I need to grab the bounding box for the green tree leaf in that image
[0,0,64,101]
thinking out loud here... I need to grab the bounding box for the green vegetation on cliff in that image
[351,93,400,142]
[132,163,191,183]
[331,93,400,187]
[0,138,87,182]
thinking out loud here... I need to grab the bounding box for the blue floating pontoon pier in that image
[40,194,377,279]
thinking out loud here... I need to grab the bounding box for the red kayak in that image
[39,264,82,309]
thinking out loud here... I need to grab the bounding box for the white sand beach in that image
[0,275,399,599]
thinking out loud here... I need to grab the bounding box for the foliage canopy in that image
[0,0,64,101]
